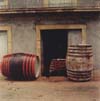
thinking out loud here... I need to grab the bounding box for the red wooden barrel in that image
[1,53,40,80]
[66,44,93,81]
[49,59,66,76]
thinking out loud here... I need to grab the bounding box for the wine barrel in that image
[1,53,40,80]
[66,44,93,81]
[49,58,66,76]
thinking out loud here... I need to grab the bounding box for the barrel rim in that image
[69,44,92,47]
[3,53,38,58]
[34,56,41,78]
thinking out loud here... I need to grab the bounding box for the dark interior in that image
[41,29,68,76]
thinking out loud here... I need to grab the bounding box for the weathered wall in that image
[7,0,77,9]
[10,17,36,54]
[48,0,77,7]
[87,13,100,69]
[9,0,42,8]
[8,0,99,8]
[0,15,36,54]
[0,12,100,69]
[35,12,100,69]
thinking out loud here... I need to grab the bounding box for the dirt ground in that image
[0,69,100,101]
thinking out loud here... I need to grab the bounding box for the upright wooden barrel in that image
[1,53,40,80]
[66,44,93,81]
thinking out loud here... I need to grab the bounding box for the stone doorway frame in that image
[0,26,12,53]
[36,24,86,73]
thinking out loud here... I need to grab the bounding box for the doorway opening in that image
[41,29,68,76]
[36,24,86,76]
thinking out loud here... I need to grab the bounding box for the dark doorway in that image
[41,29,68,76]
